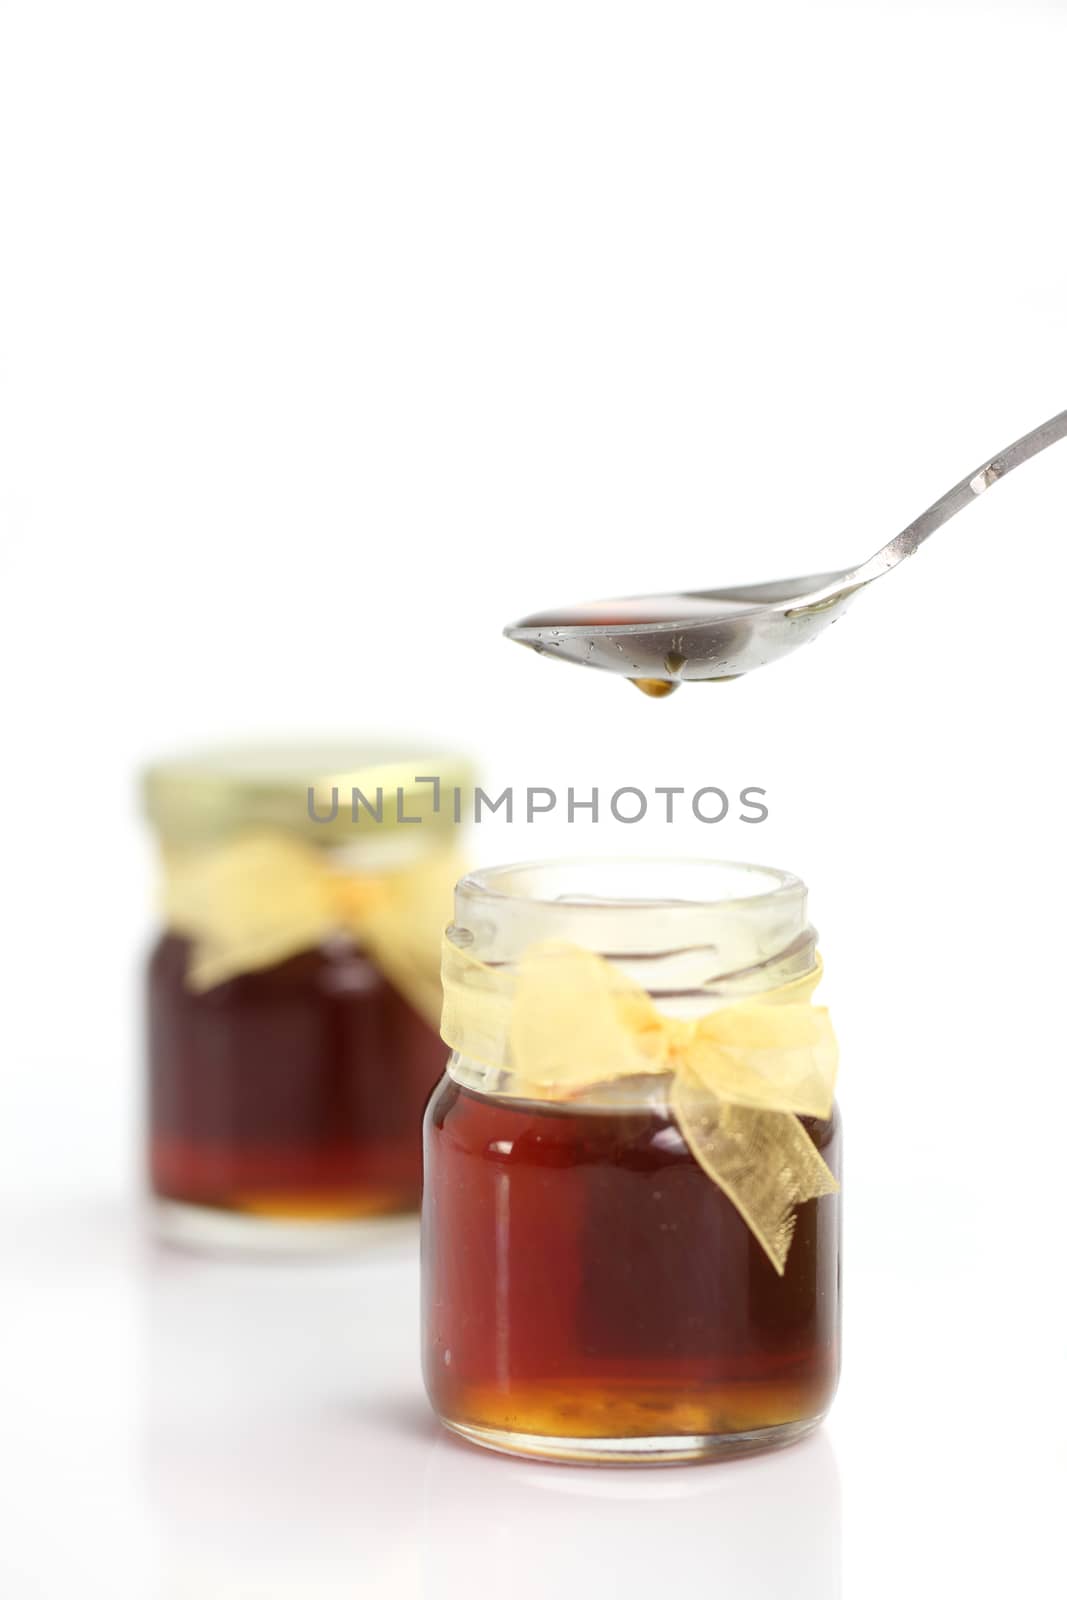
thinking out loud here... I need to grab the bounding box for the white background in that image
[2,2,1066,1595]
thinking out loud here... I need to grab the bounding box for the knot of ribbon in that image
[160,831,460,1025]
[440,937,840,1274]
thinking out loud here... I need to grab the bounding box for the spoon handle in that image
[850,406,1067,586]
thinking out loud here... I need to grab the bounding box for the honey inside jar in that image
[149,934,444,1221]
[423,1082,840,1457]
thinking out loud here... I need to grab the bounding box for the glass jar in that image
[143,744,469,1249]
[422,859,842,1464]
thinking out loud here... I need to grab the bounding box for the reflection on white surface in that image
[419,1429,841,1599]
[4,1197,1066,1598]
[138,1221,429,1598]
[130,1206,840,1599]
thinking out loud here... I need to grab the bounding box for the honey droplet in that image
[630,677,679,698]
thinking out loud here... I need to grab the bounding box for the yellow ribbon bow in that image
[161,831,460,1025]
[440,938,840,1274]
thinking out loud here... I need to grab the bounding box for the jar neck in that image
[444,859,820,1110]
[450,858,816,1014]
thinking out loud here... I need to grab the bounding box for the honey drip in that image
[630,677,679,698]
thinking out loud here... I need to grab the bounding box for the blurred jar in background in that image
[142,745,470,1250]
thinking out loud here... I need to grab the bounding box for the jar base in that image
[150,1198,419,1256]
[440,1412,825,1466]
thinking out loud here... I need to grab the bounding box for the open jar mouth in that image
[449,857,817,1001]
[457,857,800,911]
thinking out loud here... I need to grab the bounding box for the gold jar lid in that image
[142,742,475,846]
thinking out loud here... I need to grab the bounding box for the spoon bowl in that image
[505,408,1067,688]
[506,571,857,683]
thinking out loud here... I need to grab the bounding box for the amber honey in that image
[423,1076,841,1460]
[149,933,445,1222]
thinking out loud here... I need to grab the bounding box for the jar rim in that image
[450,857,813,980]
[455,857,803,915]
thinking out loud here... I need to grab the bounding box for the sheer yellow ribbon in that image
[440,938,840,1274]
[161,832,461,1026]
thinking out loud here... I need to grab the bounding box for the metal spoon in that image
[504,407,1067,691]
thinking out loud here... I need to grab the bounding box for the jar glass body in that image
[421,859,842,1463]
